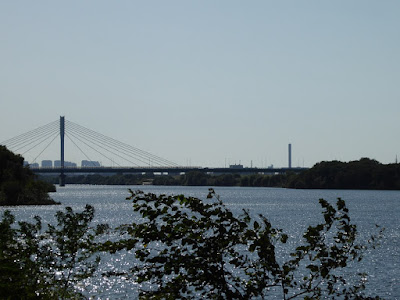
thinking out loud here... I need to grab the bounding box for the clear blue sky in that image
[1,1,399,168]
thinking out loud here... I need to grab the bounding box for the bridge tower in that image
[59,116,66,186]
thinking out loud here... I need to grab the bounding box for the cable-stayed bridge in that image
[1,117,307,186]
[1,116,184,185]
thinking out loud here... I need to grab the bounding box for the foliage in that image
[0,188,384,299]
[0,205,106,299]
[37,157,400,190]
[42,173,175,186]
[240,173,289,187]
[51,172,278,187]
[103,189,383,299]
[0,145,57,205]
[286,158,400,190]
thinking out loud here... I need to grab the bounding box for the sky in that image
[1,1,399,168]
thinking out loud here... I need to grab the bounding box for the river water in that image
[1,185,399,299]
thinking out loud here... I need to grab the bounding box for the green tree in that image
[286,158,400,190]
[104,189,382,299]
[0,205,106,299]
[0,146,57,206]
[183,171,209,186]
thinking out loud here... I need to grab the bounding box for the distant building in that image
[41,160,53,168]
[30,163,39,168]
[54,160,77,167]
[23,161,29,166]
[81,160,101,167]
[229,164,244,169]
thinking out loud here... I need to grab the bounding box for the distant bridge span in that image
[2,116,306,186]
[31,166,308,175]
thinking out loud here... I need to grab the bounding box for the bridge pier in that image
[59,173,66,186]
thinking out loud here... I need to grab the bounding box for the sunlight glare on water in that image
[1,185,398,299]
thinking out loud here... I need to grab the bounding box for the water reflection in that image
[1,185,398,298]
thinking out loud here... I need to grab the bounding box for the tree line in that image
[41,172,288,187]
[285,158,400,190]
[41,158,400,190]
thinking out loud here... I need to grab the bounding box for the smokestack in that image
[288,143,292,169]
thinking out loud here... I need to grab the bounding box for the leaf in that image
[254,221,259,230]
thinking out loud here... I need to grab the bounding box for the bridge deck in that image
[31,166,307,174]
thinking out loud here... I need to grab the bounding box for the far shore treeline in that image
[41,158,400,190]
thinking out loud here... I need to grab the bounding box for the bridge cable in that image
[19,126,59,155]
[9,127,58,152]
[66,120,168,166]
[1,120,58,146]
[1,120,58,145]
[31,133,59,165]
[66,131,131,167]
[66,132,126,167]
[66,120,177,166]
[16,126,58,153]
[67,130,144,167]
[67,126,151,167]
[66,120,178,166]
[66,123,147,166]
[2,121,58,151]
[65,133,98,167]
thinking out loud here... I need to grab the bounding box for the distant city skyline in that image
[24,159,101,168]
[1,1,399,167]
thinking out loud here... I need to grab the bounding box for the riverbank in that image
[0,146,58,206]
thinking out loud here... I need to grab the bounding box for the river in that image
[1,185,399,299]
